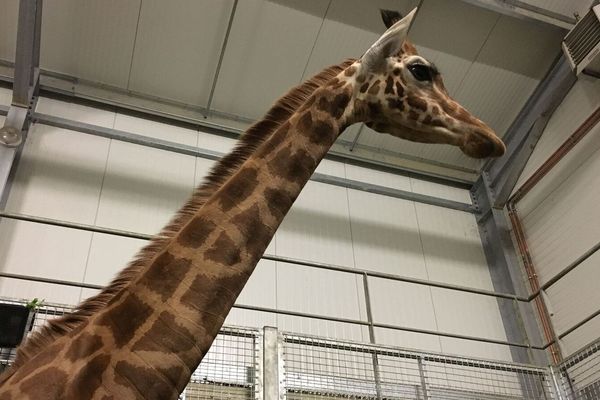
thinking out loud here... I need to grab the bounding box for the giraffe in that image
[0,8,505,399]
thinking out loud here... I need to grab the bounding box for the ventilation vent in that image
[562,4,600,77]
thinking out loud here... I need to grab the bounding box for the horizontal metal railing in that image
[0,211,524,302]
[281,331,554,400]
[12,298,599,399]
[0,209,542,350]
[5,206,597,352]
[29,112,476,213]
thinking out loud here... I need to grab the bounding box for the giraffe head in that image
[348,8,505,158]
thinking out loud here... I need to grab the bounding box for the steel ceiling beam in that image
[459,0,576,28]
[480,55,576,210]
[0,67,476,188]
[205,0,238,116]
[31,112,476,213]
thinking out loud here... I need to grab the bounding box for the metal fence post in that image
[362,272,383,399]
[417,356,430,400]
[263,326,284,400]
[548,365,566,400]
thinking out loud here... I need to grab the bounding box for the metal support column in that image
[472,180,547,366]
[0,0,42,207]
[416,356,430,400]
[362,273,383,399]
[481,55,576,208]
[263,326,283,400]
[471,53,577,367]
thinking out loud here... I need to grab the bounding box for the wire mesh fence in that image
[281,333,554,400]
[555,337,600,400]
[0,297,260,400]
[2,297,600,399]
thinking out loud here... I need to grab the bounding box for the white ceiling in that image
[0,0,571,180]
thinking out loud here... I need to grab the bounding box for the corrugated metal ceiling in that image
[0,0,569,181]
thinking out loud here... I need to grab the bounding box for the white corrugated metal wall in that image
[0,0,566,181]
[513,74,600,357]
[0,87,514,362]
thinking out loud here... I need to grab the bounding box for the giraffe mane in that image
[7,58,357,372]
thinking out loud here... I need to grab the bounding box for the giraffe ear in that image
[380,9,403,29]
[361,7,417,72]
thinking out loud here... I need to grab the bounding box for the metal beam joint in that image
[482,56,576,208]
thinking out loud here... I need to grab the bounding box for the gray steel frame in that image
[5,296,577,400]
[0,210,540,351]
[459,0,577,26]
[29,112,476,213]
[480,55,576,209]
[0,0,42,207]
[473,55,578,365]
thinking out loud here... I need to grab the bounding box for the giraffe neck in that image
[2,80,355,399]
[107,83,352,396]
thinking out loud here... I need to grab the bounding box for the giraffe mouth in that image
[367,121,505,159]
[460,129,506,158]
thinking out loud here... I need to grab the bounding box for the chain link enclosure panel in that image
[0,298,260,400]
[281,333,554,400]
[3,297,600,399]
[556,338,600,400]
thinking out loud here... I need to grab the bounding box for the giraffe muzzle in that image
[460,129,506,159]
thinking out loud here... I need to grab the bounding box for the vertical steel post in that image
[263,326,283,400]
[549,365,566,400]
[362,273,383,399]
[417,356,430,400]
[1,0,42,206]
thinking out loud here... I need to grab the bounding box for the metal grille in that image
[555,338,600,400]
[563,6,600,65]
[282,333,554,400]
[0,296,70,367]
[0,298,260,399]
[182,328,260,400]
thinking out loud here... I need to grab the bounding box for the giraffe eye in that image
[408,64,432,82]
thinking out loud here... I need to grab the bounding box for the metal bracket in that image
[481,56,576,209]
[0,127,22,148]
[0,106,28,147]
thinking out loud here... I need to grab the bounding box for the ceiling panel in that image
[0,0,18,62]
[409,0,499,94]
[211,0,329,120]
[1,0,571,180]
[301,0,418,80]
[521,0,595,19]
[128,0,233,106]
[454,14,564,137]
[40,0,140,87]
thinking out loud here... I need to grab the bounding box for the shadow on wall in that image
[282,205,484,267]
[269,0,565,79]
[5,145,193,211]
[1,152,483,269]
